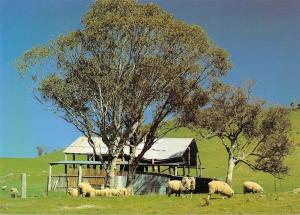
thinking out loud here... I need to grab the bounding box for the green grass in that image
[0,109,300,214]
[1,193,300,214]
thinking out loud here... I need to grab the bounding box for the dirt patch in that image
[59,205,98,210]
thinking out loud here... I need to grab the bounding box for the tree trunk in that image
[106,157,118,188]
[225,155,235,187]
[127,159,138,187]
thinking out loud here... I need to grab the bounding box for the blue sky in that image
[0,0,299,157]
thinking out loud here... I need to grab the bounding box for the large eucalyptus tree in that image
[17,0,231,187]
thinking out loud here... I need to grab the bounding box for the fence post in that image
[47,165,52,195]
[78,165,82,184]
[21,173,26,198]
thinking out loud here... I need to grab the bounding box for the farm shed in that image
[64,136,201,170]
[47,136,205,195]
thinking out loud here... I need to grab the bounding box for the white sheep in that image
[243,181,263,194]
[95,188,111,197]
[110,188,121,197]
[10,188,19,198]
[185,177,196,198]
[67,187,79,197]
[207,180,234,201]
[167,177,191,197]
[78,182,95,197]
[94,187,128,197]
[293,188,300,194]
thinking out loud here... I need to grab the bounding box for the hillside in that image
[0,109,299,197]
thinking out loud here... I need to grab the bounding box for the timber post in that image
[188,147,190,176]
[21,173,26,198]
[47,165,52,196]
[174,166,178,176]
[197,153,202,177]
[78,165,82,184]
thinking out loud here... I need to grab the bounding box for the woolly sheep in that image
[78,182,95,197]
[117,188,128,197]
[111,188,121,197]
[167,177,191,197]
[186,177,196,198]
[293,188,300,194]
[243,181,263,194]
[10,188,19,198]
[95,188,112,197]
[67,188,79,197]
[207,180,234,201]
[94,188,128,197]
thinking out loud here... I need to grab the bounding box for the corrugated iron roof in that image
[63,136,196,161]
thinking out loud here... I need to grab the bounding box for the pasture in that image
[1,193,300,214]
[0,110,300,214]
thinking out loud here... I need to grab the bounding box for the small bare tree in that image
[181,83,293,186]
[36,145,45,156]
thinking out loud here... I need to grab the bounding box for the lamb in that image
[243,181,263,194]
[67,187,79,197]
[10,188,19,198]
[167,177,191,197]
[207,180,234,201]
[78,182,95,197]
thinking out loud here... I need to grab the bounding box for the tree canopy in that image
[181,82,293,186]
[16,0,231,187]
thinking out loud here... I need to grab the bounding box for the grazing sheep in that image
[94,188,129,197]
[67,188,79,197]
[10,188,19,198]
[293,188,300,194]
[126,185,134,196]
[1,186,7,190]
[243,181,263,194]
[207,180,234,201]
[78,182,95,197]
[95,188,111,197]
[117,188,128,197]
[111,188,121,197]
[187,177,196,198]
[167,177,191,197]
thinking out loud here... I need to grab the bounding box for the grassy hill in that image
[0,110,300,198]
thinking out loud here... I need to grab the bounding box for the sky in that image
[0,0,299,157]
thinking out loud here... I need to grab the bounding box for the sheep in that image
[94,187,128,197]
[167,177,191,197]
[78,182,95,197]
[95,188,112,197]
[117,187,128,197]
[186,177,196,198]
[10,188,19,198]
[207,180,234,201]
[67,187,79,197]
[293,188,300,194]
[110,188,121,197]
[243,181,263,194]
